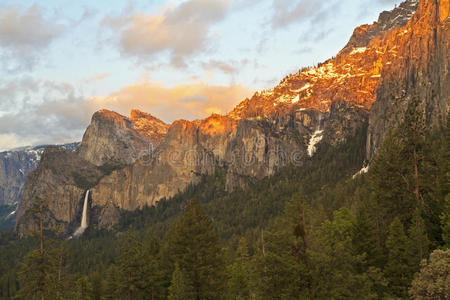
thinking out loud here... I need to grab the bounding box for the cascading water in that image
[307,115,324,157]
[73,190,89,237]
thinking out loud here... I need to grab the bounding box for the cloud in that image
[201,59,249,75]
[85,73,111,82]
[0,4,65,71]
[93,81,252,121]
[0,76,40,111]
[102,0,232,67]
[0,78,252,150]
[271,0,341,29]
[0,79,98,150]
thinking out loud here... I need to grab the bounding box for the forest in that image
[0,109,449,299]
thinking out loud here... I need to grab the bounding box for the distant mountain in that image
[15,0,449,235]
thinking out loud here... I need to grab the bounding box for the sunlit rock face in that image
[228,0,420,118]
[77,109,169,166]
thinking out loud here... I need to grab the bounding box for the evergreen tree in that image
[369,132,414,233]
[141,231,167,300]
[385,217,410,297]
[310,208,380,299]
[117,231,166,299]
[227,238,251,300]
[168,198,226,299]
[15,198,67,300]
[168,263,194,300]
[407,209,430,270]
[103,264,121,300]
[352,204,384,270]
[74,276,94,300]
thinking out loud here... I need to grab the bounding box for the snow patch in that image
[307,130,324,157]
[291,83,312,93]
[350,47,367,55]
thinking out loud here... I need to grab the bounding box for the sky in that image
[0,0,405,151]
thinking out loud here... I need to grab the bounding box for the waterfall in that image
[307,114,324,157]
[73,190,89,237]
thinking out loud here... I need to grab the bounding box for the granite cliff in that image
[77,109,169,166]
[0,142,79,225]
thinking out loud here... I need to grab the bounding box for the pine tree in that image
[117,231,163,299]
[103,264,121,300]
[310,208,379,299]
[168,198,226,299]
[385,217,410,297]
[15,198,66,300]
[168,263,193,300]
[227,237,251,300]
[352,204,384,270]
[369,132,414,232]
[74,276,94,300]
[141,231,166,300]
[407,209,430,270]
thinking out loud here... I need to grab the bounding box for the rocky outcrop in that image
[0,143,78,207]
[342,0,419,53]
[15,147,103,236]
[77,109,169,166]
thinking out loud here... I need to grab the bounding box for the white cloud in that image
[102,0,232,67]
[0,4,65,71]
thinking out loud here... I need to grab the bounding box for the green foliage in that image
[407,209,430,269]
[310,208,382,299]
[71,171,101,190]
[168,263,193,300]
[97,161,126,176]
[385,217,410,297]
[168,199,226,299]
[409,249,450,300]
[226,238,251,300]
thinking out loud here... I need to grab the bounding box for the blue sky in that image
[0,0,404,150]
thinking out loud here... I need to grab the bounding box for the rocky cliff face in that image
[77,109,169,166]
[15,147,103,236]
[0,143,78,208]
[16,0,449,233]
[367,0,449,159]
